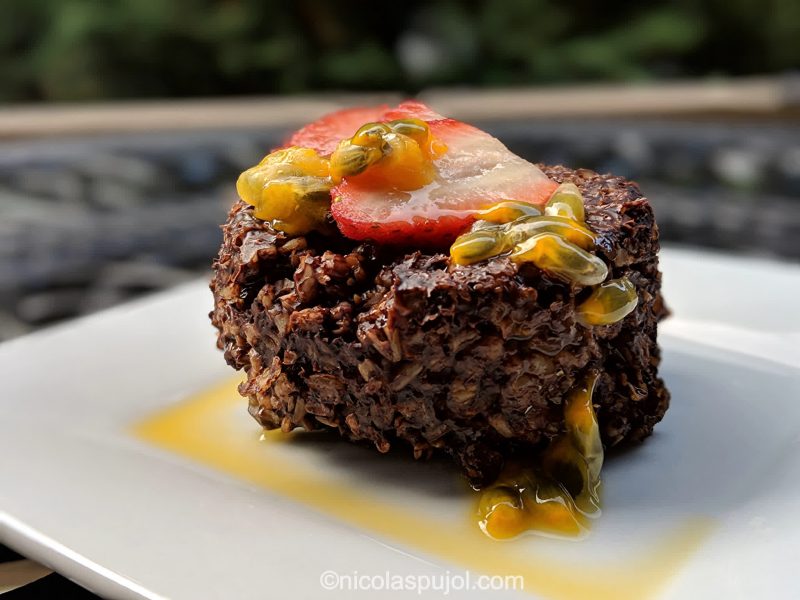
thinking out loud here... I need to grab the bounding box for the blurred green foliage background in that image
[2,0,799,102]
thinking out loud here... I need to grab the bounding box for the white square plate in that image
[1,247,799,600]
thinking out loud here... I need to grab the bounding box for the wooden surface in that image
[1,76,798,139]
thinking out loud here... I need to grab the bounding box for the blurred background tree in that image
[1,0,798,103]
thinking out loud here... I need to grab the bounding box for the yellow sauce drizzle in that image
[543,182,585,221]
[478,372,602,540]
[134,378,717,600]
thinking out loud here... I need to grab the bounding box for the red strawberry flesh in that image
[333,118,556,245]
[286,101,558,246]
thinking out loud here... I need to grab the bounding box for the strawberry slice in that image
[331,110,557,246]
[284,105,387,156]
[285,101,558,246]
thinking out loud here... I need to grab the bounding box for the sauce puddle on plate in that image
[133,378,714,600]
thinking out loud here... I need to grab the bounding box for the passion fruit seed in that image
[351,122,392,147]
[450,191,638,325]
[545,182,586,221]
[469,219,502,232]
[542,372,603,518]
[506,215,596,250]
[329,119,445,188]
[575,277,638,326]
[450,229,510,265]
[542,438,587,496]
[329,141,384,180]
[387,118,429,144]
[378,132,436,188]
[388,118,448,158]
[527,480,586,536]
[477,200,542,223]
[510,233,608,286]
[236,147,332,235]
[563,372,603,484]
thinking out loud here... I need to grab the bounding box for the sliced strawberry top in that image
[332,111,556,245]
[285,101,557,246]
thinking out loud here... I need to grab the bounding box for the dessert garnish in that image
[238,101,557,245]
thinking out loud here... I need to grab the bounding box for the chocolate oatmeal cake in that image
[210,101,669,488]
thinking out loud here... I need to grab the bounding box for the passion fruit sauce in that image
[576,278,639,326]
[329,118,447,189]
[236,147,333,235]
[478,373,603,540]
[450,183,638,325]
[452,186,637,540]
[236,119,445,235]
